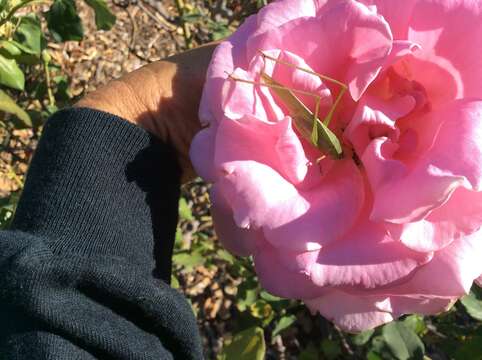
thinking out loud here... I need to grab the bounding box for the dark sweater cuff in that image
[11,108,181,278]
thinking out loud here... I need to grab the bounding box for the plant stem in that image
[0,0,50,28]
[7,165,23,188]
[174,0,192,49]
[42,51,55,107]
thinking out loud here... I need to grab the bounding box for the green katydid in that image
[227,51,348,159]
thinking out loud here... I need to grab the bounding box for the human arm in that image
[0,44,216,359]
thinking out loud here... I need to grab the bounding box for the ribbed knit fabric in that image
[0,108,203,359]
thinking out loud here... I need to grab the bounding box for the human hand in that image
[75,43,217,182]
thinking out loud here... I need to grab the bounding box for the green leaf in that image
[174,227,182,247]
[236,282,258,312]
[0,54,24,90]
[382,321,425,360]
[195,234,214,252]
[216,249,235,265]
[11,52,40,65]
[219,327,265,360]
[260,291,283,303]
[256,0,268,9]
[0,40,22,57]
[46,0,84,42]
[181,13,202,23]
[455,335,482,360]
[178,197,193,221]
[172,250,204,269]
[370,335,390,356]
[366,351,383,360]
[46,104,58,115]
[0,89,31,127]
[53,74,71,101]
[84,0,116,30]
[211,26,231,41]
[170,274,180,289]
[321,338,342,360]
[461,287,482,321]
[402,315,426,335]
[13,15,43,55]
[207,20,232,41]
[0,0,8,12]
[249,300,274,326]
[352,329,375,346]
[299,343,319,360]
[272,315,296,337]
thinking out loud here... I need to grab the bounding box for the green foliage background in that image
[0,1,481,359]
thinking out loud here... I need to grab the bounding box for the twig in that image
[168,29,183,52]
[335,326,354,356]
[174,0,192,49]
[42,51,55,108]
[0,0,49,27]
[141,0,172,20]
[147,32,161,50]
[125,6,138,51]
[137,1,176,32]
[124,5,152,62]
[10,16,22,38]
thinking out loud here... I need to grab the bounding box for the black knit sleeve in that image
[0,108,203,359]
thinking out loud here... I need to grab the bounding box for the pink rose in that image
[190,0,482,332]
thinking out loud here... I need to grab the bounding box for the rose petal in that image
[199,15,259,124]
[344,94,415,156]
[359,0,418,39]
[367,100,482,223]
[210,185,258,256]
[305,290,394,332]
[362,137,407,191]
[382,229,482,298]
[382,40,422,70]
[389,296,455,318]
[218,160,307,229]
[208,0,328,88]
[217,159,364,251]
[190,127,218,182]
[309,216,432,289]
[222,68,274,122]
[246,0,393,101]
[214,115,309,184]
[251,0,317,39]
[199,43,234,125]
[222,49,334,125]
[361,0,482,108]
[407,0,482,99]
[389,187,482,252]
[305,289,453,332]
[275,119,312,184]
[264,159,364,251]
[253,239,324,299]
[390,50,464,109]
